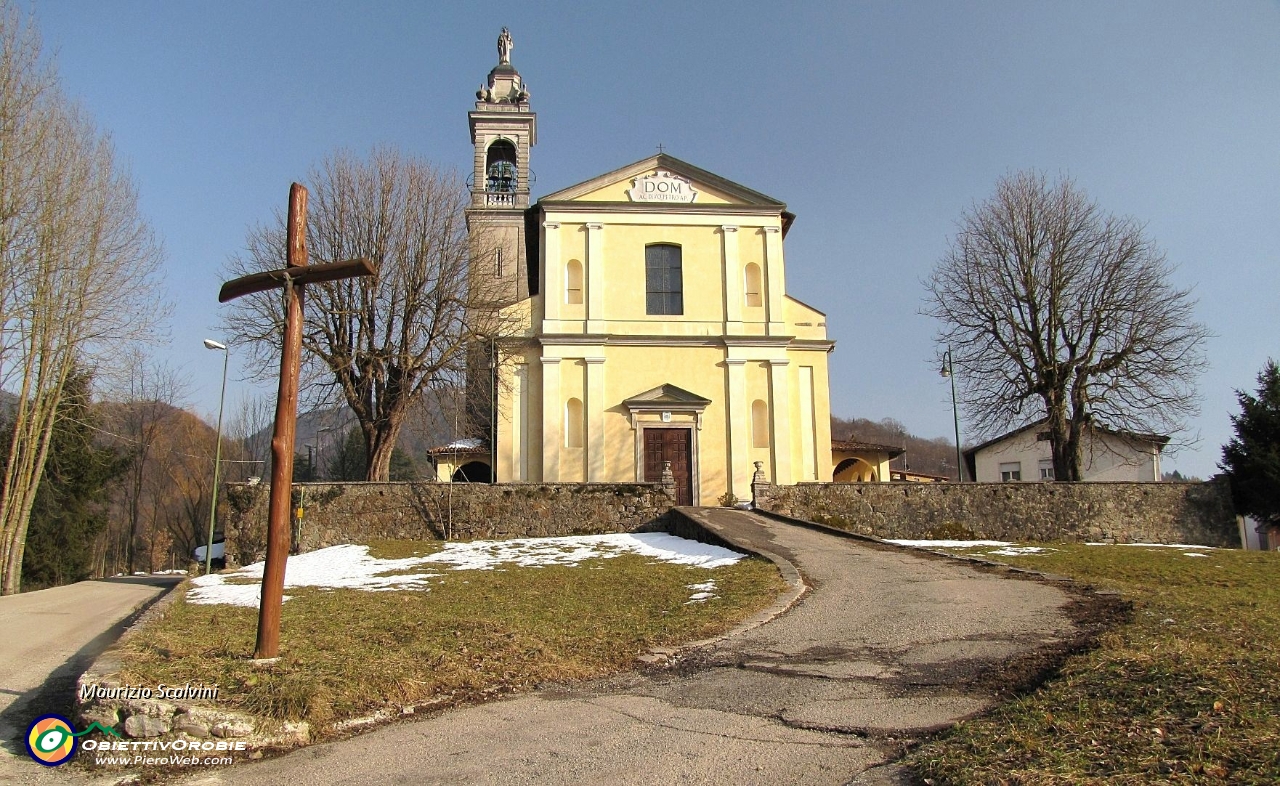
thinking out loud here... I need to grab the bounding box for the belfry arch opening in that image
[485,140,517,193]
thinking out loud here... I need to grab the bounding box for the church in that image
[444,29,836,505]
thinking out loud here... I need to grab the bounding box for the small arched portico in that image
[427,438,493,483]
[833,457,878,482]
[452,461,493,483]
[830,438,903,483]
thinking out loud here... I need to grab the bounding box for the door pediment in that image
[622,383,710,432]
[622,383,711,411]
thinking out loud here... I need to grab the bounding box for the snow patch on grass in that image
[422,533,745,571]
[886,539,1011,549]
[1085,542,1217,549]
[987,546,1054,556]
[685,580,718,604]
[187,534,745,607]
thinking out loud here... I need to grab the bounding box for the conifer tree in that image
[21,370,127,588]
[1220,360,1280,526]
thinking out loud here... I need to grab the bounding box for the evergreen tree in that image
[1221,360,1280,525]
[21,370,128,589]
[327,425,417,481]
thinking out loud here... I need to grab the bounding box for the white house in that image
[962,420,1168,483]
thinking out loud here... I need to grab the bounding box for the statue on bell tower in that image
[477,27,529,104]
[498,27,513,65]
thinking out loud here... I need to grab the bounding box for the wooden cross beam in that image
[218,183,376,661]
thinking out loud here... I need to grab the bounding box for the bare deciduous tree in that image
[0,6,167,593]
[100,354,187,574]
[925,171,1209,481]
[225,391,274,480]
[223,148,513,481]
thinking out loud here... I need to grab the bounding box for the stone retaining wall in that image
[74,581,310,751]
[750,479,1237,547]
[224,482,675,566]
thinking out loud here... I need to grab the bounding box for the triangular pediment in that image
[622,383,712,410]
[540,154,786,208]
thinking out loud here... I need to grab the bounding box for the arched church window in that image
[485,140,518,193]
[744,263,763,307]
[565,398,584,448]
[751,399,769,448]
[645,244,683,316]
[565,260,583,305]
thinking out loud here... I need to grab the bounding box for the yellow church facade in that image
[458,30,834,504]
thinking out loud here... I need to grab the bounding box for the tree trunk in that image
[1045,398,1085,482]
[363,408,407,481]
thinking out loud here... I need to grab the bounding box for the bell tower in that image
[467,27,536,303]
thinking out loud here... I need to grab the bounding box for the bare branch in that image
[222,148,515,480]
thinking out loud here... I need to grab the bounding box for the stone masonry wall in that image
[224,482,675,566]
[751,479,1237,547]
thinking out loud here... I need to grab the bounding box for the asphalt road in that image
[0,575,179,785]
[176,511,1078,786]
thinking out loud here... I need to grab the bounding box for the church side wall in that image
[222,482,676,567]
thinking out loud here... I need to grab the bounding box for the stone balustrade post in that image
[660,460,676,502]
[751,460,770,510]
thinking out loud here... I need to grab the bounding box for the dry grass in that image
[114,542,784,736]
[909,544,1280,785]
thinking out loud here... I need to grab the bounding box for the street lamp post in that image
[203,339,229,574]
[940,348,964,482]
[315,426,333,481]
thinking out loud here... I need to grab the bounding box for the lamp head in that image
[203,339,227,351]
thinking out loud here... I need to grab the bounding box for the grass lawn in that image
[112,539,784,736]
[908,543,1280,785]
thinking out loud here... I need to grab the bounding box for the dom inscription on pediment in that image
[627,170,698,203]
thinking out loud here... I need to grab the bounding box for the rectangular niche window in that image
[751,399,769,448]
[565,260,583,305]
[744,263,762,308]
[645,244,683,316]
[1039,459,1055,480]
[564,397,584,448]
[999,462,1022,482]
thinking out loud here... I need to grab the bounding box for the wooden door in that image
[643,428,693,505]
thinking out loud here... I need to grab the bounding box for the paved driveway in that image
[0,575,179,785]
[179,511,1079,786]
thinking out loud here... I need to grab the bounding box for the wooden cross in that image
[218,183,376,660]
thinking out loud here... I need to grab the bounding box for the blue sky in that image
[30,1,1280,479]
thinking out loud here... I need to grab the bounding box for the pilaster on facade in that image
[584,357,606,481]
[585,223,605,334]
[541,222,562,330]
[762,226,786,336]
[724,358,749,500]
[767,358,792,484]
[721,225,742,332]
[508,362,528,482]
[540,357,561,481]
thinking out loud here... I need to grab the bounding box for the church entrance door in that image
[643,428,693,505]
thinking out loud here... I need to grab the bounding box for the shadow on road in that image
[0,577,181,756]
